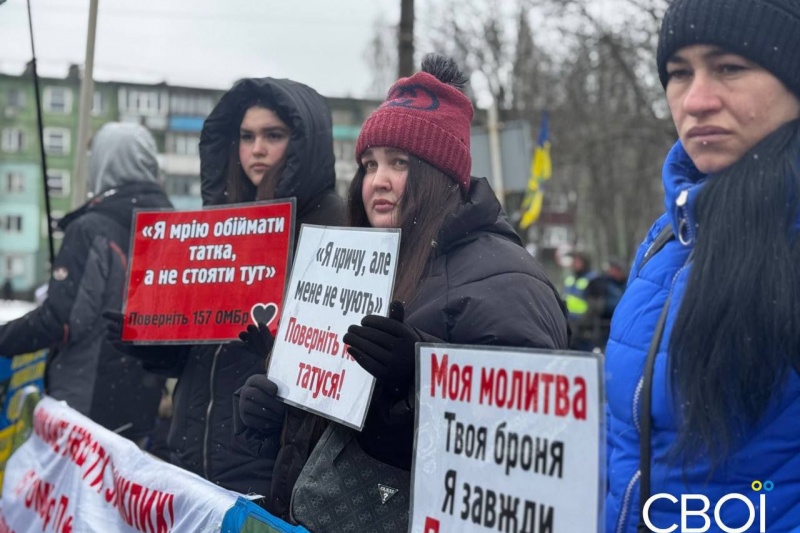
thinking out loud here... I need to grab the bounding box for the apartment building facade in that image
[0,65,381,295]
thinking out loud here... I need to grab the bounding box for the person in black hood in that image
[110,78,344,496]
[200,78,343,226]
[0,122,169,443]
[236,55,569,530]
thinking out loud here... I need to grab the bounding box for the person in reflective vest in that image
[564,252,595,321]
[564,252,623,351]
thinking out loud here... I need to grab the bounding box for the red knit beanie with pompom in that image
[356,71,473,191]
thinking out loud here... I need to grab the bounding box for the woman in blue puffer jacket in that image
[605,0,800,532]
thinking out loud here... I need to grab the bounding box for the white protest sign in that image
[267,225,400,430]
[0,396,238,533]
[410,345,604,533]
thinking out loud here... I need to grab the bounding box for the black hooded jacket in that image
[355,177,569,471]
[145,78,344,495]
[0,181,170,440]
[267,178,569,523]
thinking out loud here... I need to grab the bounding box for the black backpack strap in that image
[639,224,675,272]
[637,224,690,533]
[637,293,672,533]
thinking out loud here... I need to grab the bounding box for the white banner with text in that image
[0,397,238,533]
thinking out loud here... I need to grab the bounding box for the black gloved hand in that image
[103,310,124,337]
[234,374,286,430]
[103,310,133,353]
[102,310,186,371]
[343,300,420,389]
[231,322,275,359]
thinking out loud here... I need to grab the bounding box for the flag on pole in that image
[519,113,552,230]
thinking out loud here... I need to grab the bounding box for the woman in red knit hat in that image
[343,53,568,388]
[237,54,569,531]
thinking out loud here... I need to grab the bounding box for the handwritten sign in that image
[410,345,604,533]
[122,201,293,343]
[267,225,400,430]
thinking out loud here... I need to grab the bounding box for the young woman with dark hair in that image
[222,102,289,203]
[236,54,569,530]
[109,78,344,496]
[605,1,800,531]
[346,155,464,303]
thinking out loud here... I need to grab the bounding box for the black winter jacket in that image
[0,181,170,440]
[264,178,569,520]
[144,78,344,495]
[357,177,569,470]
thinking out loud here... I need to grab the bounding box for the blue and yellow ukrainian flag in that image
[519,114,552,230]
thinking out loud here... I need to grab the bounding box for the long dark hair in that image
[347,156,464,304]
[669,119,800,466]
[348,53,469,303]
[224,103,286,204]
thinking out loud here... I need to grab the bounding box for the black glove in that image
[103,310,133,353]
[104,310,123,336]
[103,310,185,371]
[343,300,420,389]
[234,374,286,430]
[231,322,275,359]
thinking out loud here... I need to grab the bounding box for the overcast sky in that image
[0,0,399,98]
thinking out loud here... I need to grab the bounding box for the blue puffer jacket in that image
[605,142,800,533]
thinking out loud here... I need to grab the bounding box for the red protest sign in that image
[122,201,293,343]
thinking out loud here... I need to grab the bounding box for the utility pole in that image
[398,0,414,77]
[72,0,99,208]
[487,100,505,208]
